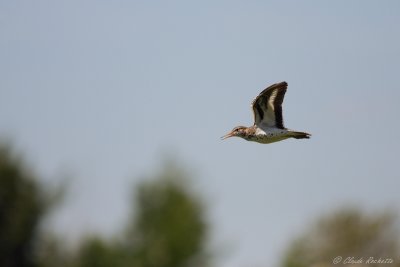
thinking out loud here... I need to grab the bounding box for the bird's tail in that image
[290,131,311,139]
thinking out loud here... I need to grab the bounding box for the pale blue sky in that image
[1,1,400,266]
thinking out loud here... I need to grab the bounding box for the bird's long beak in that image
[221,131,234,140]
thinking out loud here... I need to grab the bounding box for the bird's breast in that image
[250,127,291,144]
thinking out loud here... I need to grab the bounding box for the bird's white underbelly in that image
[248,128,292,144]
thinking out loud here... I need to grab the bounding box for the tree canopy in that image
[0,145,46,267]
[282,208,400,267]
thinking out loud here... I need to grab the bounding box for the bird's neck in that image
[244,125,257,136]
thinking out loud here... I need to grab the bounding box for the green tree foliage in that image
[124,164,209,267]
[69,163,210,267]
[282,208,400,267]
[0,142,210,267]
[75,237,125,267]
[0,144,46,267]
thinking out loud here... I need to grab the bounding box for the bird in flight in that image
[222,81,311,144]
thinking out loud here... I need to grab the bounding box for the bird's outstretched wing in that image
[251,81,288,129]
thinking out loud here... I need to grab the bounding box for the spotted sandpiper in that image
[222,81,311,144]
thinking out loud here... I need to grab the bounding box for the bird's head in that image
[221,126,248,140]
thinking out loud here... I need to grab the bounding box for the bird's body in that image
[243,126,295,144]
[222,82,311,144]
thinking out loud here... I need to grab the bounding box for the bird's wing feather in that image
[251,81,288,129]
